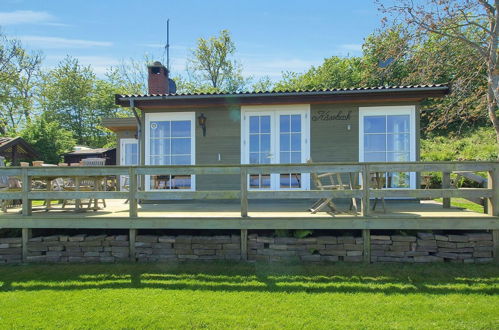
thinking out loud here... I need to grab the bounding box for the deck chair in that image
[0,157,22,212]
[82,158,107,209]
[308,160,358,214]
[371,172,386,212]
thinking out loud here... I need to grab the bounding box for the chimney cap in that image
[148,61,164,67]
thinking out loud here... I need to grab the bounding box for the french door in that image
[120,138,138,190]
[241,105,310,190]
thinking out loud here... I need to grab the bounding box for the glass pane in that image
[260,153,271,164]
[280,152,290,164]
[280,115,290,133]
[151,121,170,138]
[387,133,409,152]
[290,152,301,163]
[151,175,170,190]
[249,175,260,188]
[171,121,190,137]
[364,134,386,152]
[291,133,301,151]
[150,156,161,165]
[290,173,301,188]
[291,115,301,132]
[260,116,271,133]
[280,174,290,188]
[250,135,259,152]
[364,116,386,133]
[387,172,410,188]
[364,152,386,162]
[171,175,191,189]
[387,115,410,133]
[171,138,190,155]
[261,174,271,188]
[387,152,409,162]
[260,134,271,152]
[161,140,170,155]
[249,153,259,164]
[150,140,160,156]
[280,133,290,152]
[171,155,190,165]
[249,117,259,133]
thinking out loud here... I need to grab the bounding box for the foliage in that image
[0,262,497,328]
[186,30,248,93]
[20,116,75,164]
[421,127,497,161]
[0,31,42,135]
[38,56,128,147]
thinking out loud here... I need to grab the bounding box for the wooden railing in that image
[0,161,498,218]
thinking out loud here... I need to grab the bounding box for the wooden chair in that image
[0,157,22,212]
[308,160,358,214]
[82,158,107,209]
[371,172,386,212]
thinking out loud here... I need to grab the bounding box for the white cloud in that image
[18,35,112,49]
[45,55,120,76]
[0,10,59,25]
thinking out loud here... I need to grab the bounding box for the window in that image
[242,105,310,190]
[145,112,195,190]
[359,106,416,189]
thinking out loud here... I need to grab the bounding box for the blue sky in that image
[0,0,382,80]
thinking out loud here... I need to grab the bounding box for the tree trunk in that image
[487,75,499,158]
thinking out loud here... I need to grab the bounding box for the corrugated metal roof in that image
[65,148,114,155]
[116,84,449,99]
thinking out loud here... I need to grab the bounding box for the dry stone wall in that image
[0,232,495,264]
[371,233,494,263]
[248,234,364,262]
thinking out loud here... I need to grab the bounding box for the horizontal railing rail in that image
[0,161,498,218]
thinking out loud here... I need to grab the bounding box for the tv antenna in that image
[165,19,170,71]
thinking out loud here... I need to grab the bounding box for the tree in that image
[20,116,75,164]
[39,56,127,147]
[378,0,499,154]
[186,30,248,93]
[0,31,42,135]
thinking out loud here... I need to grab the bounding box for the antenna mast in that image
[166,19,170,71]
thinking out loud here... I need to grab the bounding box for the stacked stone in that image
[26,234,130,263]
[135,235,241,262]
[371,232,494,263]
[248,235,364,262]
[0,237,22,264]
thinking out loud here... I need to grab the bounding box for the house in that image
[103,61,449,191]
[63,146,117,165]
[0,137,39,165]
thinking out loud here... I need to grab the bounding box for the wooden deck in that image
[0,199,498,230]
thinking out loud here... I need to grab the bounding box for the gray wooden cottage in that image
[103,61,449,192]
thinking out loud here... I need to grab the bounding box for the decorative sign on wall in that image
[312,110,352,121]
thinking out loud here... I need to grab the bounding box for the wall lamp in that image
[198,113,207,136]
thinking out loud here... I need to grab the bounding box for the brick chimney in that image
[147,61,169,94]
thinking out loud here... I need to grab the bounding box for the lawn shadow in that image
[0,262,497,295]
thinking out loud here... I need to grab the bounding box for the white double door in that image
[241,105,310,190]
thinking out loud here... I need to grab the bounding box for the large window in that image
[145,112,195,190]
[359,106,416,189]
[242,105,310,190]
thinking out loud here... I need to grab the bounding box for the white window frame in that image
[144,112,196,191]
[359,105,416,189]
[241,104,311,190]
[119,138,139,191]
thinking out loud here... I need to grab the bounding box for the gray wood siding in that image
[135,101,419,191]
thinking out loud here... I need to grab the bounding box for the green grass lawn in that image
[434,198,485,213]
[0,262,497,329]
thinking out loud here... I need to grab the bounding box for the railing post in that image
[442,171,451,208]
[240,229,248,260]
[129,167,138,218]
[240,167,248,217]
[362,229,370,263]
[487,166,499,216]
[22,228,31,262]
[21,167,31,216]
[361,165,370,217]
[129,228,136,262]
